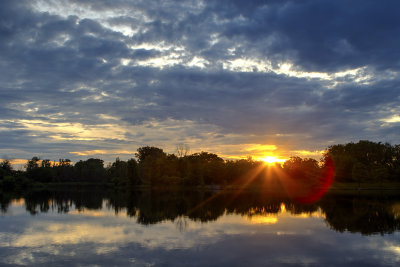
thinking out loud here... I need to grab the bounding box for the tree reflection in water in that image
[1,188,400,235]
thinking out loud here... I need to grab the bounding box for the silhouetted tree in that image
[0,160,13,181]
[176,144,190,157]
[135,146,166,163]
[108,157,129,186]
[0,160,12,174]
[26,156,40,171]
[53,159,74,182]
[74,158,106,183]
[283,157,320,181]
[182,152,225,186]
[25,157,54,182]
[135,146,182,186]
[127,158,140,187]
[324,140,400,183]
[41,159,52,168]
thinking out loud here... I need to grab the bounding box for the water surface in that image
[1,189,399,266]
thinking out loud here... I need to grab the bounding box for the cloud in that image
[1,0,400,162]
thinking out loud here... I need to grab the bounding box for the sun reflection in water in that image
[246,203,325,225]
[247,215,278,224]
[392,203,400,219]
[11,198,25,206]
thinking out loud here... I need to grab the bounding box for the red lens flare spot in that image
[279,157,335,204]
[294,157,335,204]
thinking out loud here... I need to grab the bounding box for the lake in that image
[1,188,399,266]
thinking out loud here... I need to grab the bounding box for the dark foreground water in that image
[0,188,399,266]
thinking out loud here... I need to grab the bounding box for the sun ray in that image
[271,157,335,203]
[187,163,267,217]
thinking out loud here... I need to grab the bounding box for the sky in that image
[1,0,400,166]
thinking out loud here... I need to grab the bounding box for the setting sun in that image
[260,156,286,165]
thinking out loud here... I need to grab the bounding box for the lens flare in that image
[277,157,335,204]
[293,157,335,204]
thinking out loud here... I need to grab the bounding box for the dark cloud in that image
[206,0,400,72]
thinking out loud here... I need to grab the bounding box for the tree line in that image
[1,140,400,190]
[323,140,400,183]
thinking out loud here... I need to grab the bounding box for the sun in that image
[260,156,286,165]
